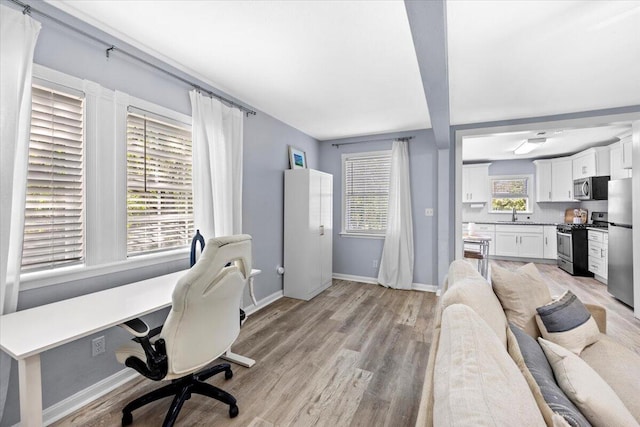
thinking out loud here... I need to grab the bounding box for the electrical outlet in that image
[373,259,378,268]
[92,336,105,357]
[425,208,434,217]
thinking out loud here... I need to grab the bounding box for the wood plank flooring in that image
[52,261,639,426]
[52,280,437,427]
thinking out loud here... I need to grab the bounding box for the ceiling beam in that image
[404,0,450,149]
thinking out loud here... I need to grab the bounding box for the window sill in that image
[20,248,190,291]
[339,232,386,239]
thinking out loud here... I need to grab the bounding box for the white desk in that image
[0,268,260,427]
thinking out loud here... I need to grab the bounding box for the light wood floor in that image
[53,261,640,426]
[53,280,437,427]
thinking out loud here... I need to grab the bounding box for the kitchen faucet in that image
[512,207,518,222]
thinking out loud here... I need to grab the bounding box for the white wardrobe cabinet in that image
[284,169,333,301]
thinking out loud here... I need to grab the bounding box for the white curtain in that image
[378,140,414,290]
[0,4,41,419]
[189,90,243,239]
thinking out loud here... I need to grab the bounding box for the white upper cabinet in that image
[462,163,490,203]
[621,136,633,169]
[534,157,574,202]
[552,158,575,201]
[571,146,610,179]
[610,141,632,180]
[533,159,552,202]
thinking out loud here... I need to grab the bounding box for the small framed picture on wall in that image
[288,146,307,169]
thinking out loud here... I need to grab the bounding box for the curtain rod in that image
[10,0,257,117]
[331,136,414,148]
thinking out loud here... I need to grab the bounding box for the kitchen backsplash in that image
[462,201,608,224]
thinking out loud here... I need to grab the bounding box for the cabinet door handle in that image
[545,237,548,245]
[568,190,571,198]
[549,191,551,200]
[320,225,325,236]
[601,248,604,258]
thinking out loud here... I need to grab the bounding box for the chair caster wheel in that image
[225,369,233,380]
[122,412,133,426]
[229,404,239,418]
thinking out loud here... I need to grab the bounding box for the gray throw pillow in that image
[509,323,591,427]
[535,290,600,355]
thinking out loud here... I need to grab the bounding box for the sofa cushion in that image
[434,304,545,427]
[441,276,508,347]
[538,338,638,427]
[536,291,600,355]
[491,263,552,338]
[580,334,640,423]
[508,324,591,427]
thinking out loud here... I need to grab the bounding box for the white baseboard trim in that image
[332,273,436,293]
[27,292,284,426]
[244,289,284,316]
[41,368,138,426]
[333,273,378,285]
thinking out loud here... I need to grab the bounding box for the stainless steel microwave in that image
[573,176,609,200]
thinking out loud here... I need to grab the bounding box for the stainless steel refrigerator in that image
[608,178,634,307]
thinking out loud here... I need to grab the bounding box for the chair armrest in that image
[585,303,607,334]
[119,318,150,338]
[118,318,168,380]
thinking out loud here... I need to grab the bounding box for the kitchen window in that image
[490,175,532,213]
[342,151,391,236]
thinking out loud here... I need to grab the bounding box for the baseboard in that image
[332,273,436,293]
[332,273,378,285]
[41,368,138,426]
[243,289,284,316]
[28,292,283,426]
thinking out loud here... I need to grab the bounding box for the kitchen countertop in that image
[463,221,559,226]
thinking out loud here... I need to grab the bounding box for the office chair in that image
[116,234,252,427]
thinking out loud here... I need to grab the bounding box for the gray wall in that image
[319,129,439,286]
[1,1,318,425]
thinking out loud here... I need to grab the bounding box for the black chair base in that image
[122,363,238,427]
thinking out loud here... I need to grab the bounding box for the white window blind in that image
[127,113,193,255]
[343,152,391,234]
[22,85,85,271]
[490,176,530,212]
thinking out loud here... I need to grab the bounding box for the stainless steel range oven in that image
[556,212,608,276]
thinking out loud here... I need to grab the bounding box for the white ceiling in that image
[47,0,430,141]
[447,0,640,125]
[462,123,632,162]
[46,0,640,143]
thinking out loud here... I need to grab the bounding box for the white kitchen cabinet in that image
[495,225,544,259]
[534,158,574,202]
[621,136,633,169]
[463,223,496,256]
[572,146,610,179]
[462,163,490,203]
[551,158,575,201]
[610,141,632,180]
[543,225,557,259]
[533,160,553,202]
[588,229,608,282]
[284,169,333,301]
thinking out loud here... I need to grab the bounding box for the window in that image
[490,176,532,212]
[126,112,193,255]
[22,85,85,272]
[342,151,391,235]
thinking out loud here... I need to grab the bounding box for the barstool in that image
[462,235,491,279]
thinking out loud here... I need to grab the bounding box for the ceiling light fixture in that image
[514,137,547,155]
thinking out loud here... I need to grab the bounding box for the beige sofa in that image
[416,260,640,427]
